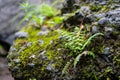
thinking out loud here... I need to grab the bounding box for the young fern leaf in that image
[62,61,70,75]
[74,51,95,68]
[81,33,104,51]
[74,53,82,68]
[74,33,104,68]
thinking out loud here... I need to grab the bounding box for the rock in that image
[46,62,54,71]
[7,0,120,80]
[0,0,25,50]
[103,47,110,55]
[0,0,56,51]
[15,32,28,38]
[28,63,35,67]
[98,18,109,27]
[104,27,113,32]
[91,26,99,33]
[80,6,91,14]
[61,0,80,13]
[40,50,46,55]
[26,42,33,47]
[29,54,35,58]
[13,59,20,63]
[94,13,106,19]
[37,40,44,44]
[98,10,120,31]
[7,26,68,79]
[37,30,49,36]
[9,47,16,53]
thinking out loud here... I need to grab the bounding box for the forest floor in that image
[0,57,14,80]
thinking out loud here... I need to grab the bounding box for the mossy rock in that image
[7,26,69,79]
[7,25,120,80]
[7,0,120,79]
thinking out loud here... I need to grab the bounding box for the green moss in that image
[8,25,69,79]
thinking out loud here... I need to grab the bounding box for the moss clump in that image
[7,26,69,79]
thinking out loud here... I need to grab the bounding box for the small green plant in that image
[59,27,86,54]
[19,2,64,27]
[62,61,70,75]
[20,1,34,12]
[59,27,104,68]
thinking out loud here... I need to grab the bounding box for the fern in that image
[62,61,71,75]
[74,33,103,68]
[58,27,104,68]
[61,27,86,54]
[74,51,95,68]
[81,33,104,51]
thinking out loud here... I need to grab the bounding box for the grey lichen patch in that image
[15,31,28,38]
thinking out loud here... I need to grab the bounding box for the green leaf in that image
[74,53,81,68]
[39,4,56,17]
[81,33,104,51]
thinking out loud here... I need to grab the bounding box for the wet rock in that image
[29,54,35,58]
[80,6,91,14]
[0,0,25,49]
[5,34,15,45]
[13,66,19,71]
[37,30,49,36]
[28,63,35,67]
[40,50,46,55]
[99,10,120,30]
[26,42,33,47]
[65,11,92,27]
[98,18,109,27]
[61,0,80,13]
[94,13,106,19]
[104,27,113,32]
[91,26,99,33]
[38,40,44,44]
[99,1,107,5]
[13,59,20,63]
[46,62,54,71]
[15,32,28,38]
[103,47,110,55]
[9,47,17,53]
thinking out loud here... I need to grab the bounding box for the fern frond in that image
[81,33,104,51]
[62,61,70,75]
[74,51,95,68]
[74,53,82,68]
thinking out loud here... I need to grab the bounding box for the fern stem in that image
[81,33,104,51]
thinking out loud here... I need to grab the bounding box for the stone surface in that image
[7,0,120,80]
[0,0,25,45]
[15,32,28,38]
